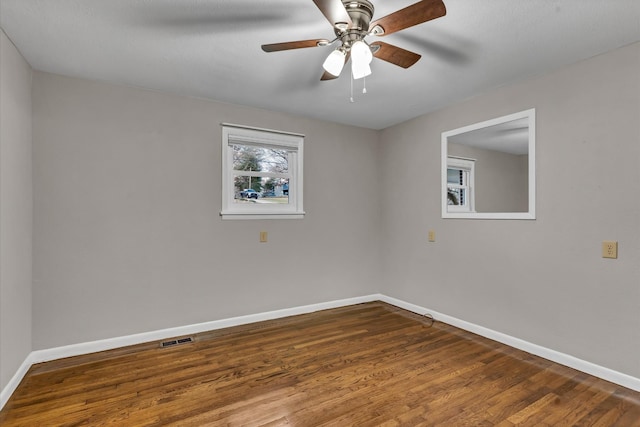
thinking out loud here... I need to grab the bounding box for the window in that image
[221,124,304,219]
[447,157,475,213]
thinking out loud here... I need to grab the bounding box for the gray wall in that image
[380,42,640,377]
[0,31,33,391]
[2,35,637,392]
[32,72,382,349]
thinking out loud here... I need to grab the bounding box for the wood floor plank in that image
[1,302,639,426]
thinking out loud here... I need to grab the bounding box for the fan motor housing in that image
[339,0,374,33]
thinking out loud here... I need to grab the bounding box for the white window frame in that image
[446,156,475,213]
[221,123,304,220]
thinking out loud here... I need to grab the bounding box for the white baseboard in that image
[378,294,640,392]
[0,352,37,411]
[2,293,638,411]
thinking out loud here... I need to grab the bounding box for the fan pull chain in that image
[350,71,354,103]
[363,76,367,94]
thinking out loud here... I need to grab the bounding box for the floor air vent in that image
[160,337,194,348]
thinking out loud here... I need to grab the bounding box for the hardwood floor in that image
[1,302,639,426]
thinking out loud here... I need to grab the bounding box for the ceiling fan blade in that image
[320,71,339,81]
[262,39,329,52]
[371,42,421,68]
[321,52,350,81]
[312,0,352,27]
[369,0,446,37]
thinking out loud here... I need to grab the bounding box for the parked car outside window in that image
[240,189,259,199]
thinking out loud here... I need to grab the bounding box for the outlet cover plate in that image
[602,241,617,259]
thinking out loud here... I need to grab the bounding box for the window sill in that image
[220,211,305,220]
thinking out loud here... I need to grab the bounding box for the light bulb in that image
[322,49,346,77]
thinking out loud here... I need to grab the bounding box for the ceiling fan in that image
[261,0,446,81]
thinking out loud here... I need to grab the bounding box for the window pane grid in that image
[232,171,290,179]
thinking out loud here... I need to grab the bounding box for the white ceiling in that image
[1,0,638,130]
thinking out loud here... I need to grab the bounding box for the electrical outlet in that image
[602,241,617,259]
[428,230,436,242]
[260,231,268,243]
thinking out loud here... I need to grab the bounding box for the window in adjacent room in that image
[221,124,304,219]
[447,156,475,212]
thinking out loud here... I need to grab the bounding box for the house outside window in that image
[447,156,475,213]
[221,124,304,219]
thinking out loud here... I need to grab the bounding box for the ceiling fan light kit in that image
[323,49,347,76]
[261,0,447,87]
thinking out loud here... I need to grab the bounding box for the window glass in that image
[232,145,289,173]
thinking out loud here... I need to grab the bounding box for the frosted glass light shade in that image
[352,62,371,79]
[351,41,373,80]
[322,50,346,76]
[351,41,373,63]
